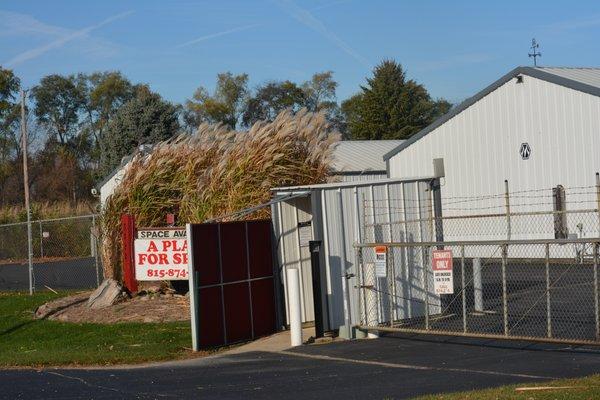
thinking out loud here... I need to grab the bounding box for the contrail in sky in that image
[4,10,133,67]
[273,0,370,68]
[176,24,261,48]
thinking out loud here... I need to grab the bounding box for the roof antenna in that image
[528,38,541,67]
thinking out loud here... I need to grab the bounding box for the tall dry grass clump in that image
[0,202,94,225]
[102,110,339,280]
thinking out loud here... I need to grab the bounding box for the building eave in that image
[383,66,600,161]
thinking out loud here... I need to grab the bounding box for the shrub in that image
[101,110,339,280]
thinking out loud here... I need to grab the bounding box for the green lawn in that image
[0,291,198,367]
[414,374,600,400]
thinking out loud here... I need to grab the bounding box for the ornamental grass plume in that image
[101,109,340,280]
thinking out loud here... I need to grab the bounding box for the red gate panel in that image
[198,286,224,347]
[251,278,276,337]
[189,220,277,348]
[223,282,252,343]
[220,223,247,283]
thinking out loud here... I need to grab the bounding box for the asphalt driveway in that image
[0,257,99,291]
[2,333,600,399]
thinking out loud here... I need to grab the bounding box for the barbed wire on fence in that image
[360,183,600,244]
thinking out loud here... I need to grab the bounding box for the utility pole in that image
[20,89,34,295]
[529,38,541,67]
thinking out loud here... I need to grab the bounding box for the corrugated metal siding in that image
[388,74,600,241]
[277,198,314,323]
[273,178,439,328]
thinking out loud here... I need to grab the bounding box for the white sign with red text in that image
[375,246,387,278]
[134,228,189,280]
[432,250,453,294]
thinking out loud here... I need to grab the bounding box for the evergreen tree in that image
[100,86,179,176]
[342,60,451,140]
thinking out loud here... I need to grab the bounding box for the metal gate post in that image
[186,223,200,351]
[502,244,508,336]
[387,247,394,327]
[424,246,430,331]
[504,180,511,240]
[461,245,466,333]
[473,258,483,312]
[39,221,43,258]
[356,247,365,326]
[385,184,398,322]
[92,215,100,287]
[596,173,600,236]
[594,243,599,341]
[545,243,552,338]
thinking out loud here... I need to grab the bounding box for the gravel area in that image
[35,291,190,323]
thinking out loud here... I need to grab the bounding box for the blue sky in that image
[2,0,600,105]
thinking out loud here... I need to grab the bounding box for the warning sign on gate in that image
[375,246,387,278]
[432,250,453,294]
[134,228,189,281]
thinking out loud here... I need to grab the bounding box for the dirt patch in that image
[36,292,190,324]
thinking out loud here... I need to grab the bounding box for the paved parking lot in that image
[0,258,98,291]
[2,333,600,399]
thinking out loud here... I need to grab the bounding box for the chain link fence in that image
[356,238,600,345]
[353,181,600,345]
[0,215,102,291]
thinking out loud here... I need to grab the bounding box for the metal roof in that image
[383,66,600,161]
[536,67,600,88]
[331,140,403,174]
[272,175,434,193]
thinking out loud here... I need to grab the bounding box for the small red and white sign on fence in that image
[375,246,387,278]
[134,228,189,281]
[432,250,454,294]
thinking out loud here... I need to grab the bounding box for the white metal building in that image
[97,145,154,208]
[97,156,131,207]
[271,176,439,330]
[385,66,600,241]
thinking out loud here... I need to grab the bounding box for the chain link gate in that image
[356,239,600,346]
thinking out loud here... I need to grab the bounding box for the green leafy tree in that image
[302,71,346,135]
[0,67,21,204]
[184,72,249,130]
[341,60,451,140]
[302,71,338,113]
[100,86,180,175]
[78,71,137,144]
[0,67,20,154]
[31,74,85,145]
[242,81,306,127]
[241,71,342,128]
[0,67,20,120]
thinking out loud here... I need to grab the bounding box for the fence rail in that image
[356,239,600,346]
[0,214,102,291]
